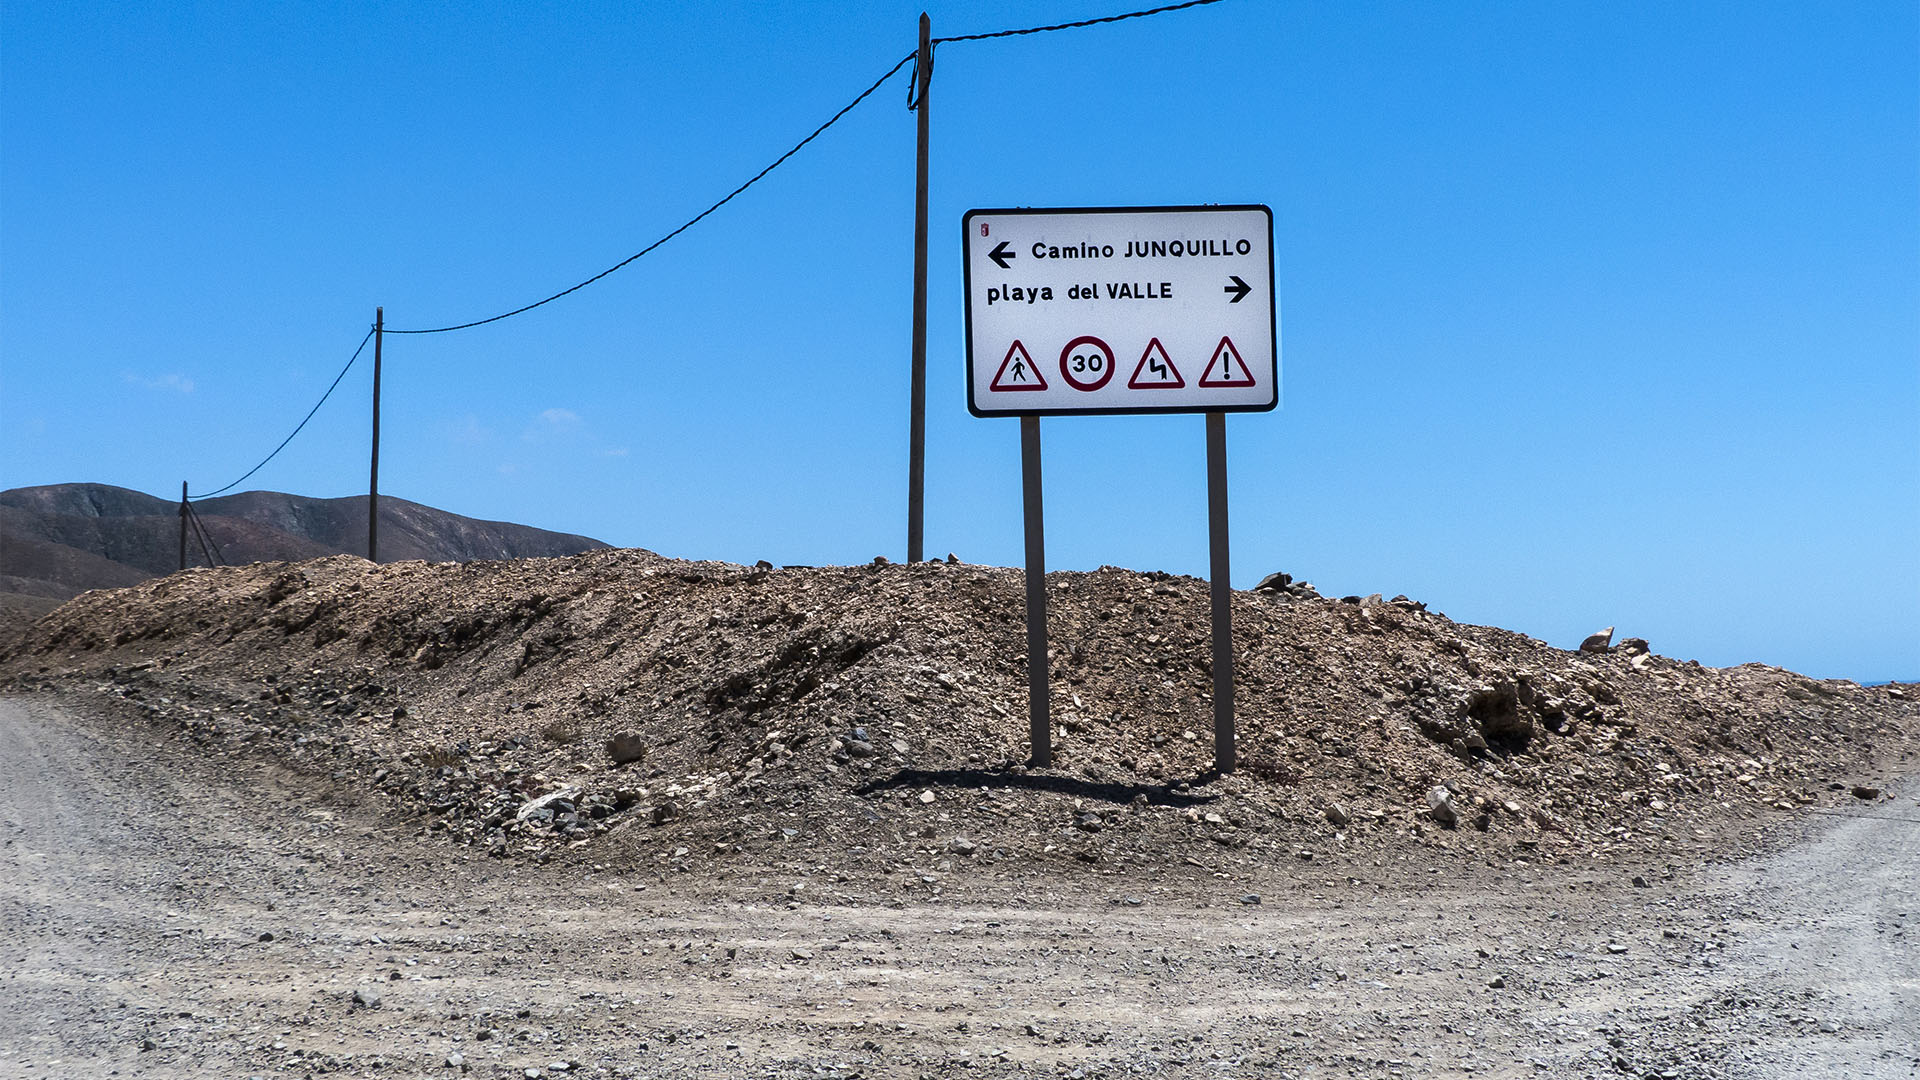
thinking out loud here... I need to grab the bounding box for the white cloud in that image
[538,407,580,426]
[126,372,195,393]
[449,414,492,446]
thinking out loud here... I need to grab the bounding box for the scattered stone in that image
[1632,875,1649,888]
[1464,680,1534,744]
[1323,802,1351,828]
[1487,975,1505,989]
[1605,943,1629,954]
[1580,626,1615,653]
[1240,893,1261,905]
[351,986,382,1009]
[516,786,582,823]
[445,1052,465,1068]
[605,730,647,764]
[918,789,937,805]
[1075,811,1105,833]
[1851,785,1881,800]
[1428,786,1459,828]
[1616,637,1650,656]
[789,948,813,961]
[257,931,273,942]
[948,837,978,856]
[1254,571,1293,592]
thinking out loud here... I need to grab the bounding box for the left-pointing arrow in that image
[989,241,1015,270]
[1224,275,1251,304]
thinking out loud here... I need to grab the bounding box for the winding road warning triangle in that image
[1198,336,1255,388]
[1127,338,1185,389]
[989,340,1046,391]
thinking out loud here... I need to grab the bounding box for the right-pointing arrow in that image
[1224,275,1251,304]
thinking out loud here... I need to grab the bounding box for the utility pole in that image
[906,12,932,563]
[178,481,188,571]
[369,306,383,563]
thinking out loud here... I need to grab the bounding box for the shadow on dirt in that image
[856,766,1220,808]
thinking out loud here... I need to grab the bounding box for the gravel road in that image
[3,694,1913,1080]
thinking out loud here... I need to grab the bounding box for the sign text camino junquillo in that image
[962,204,1278,774]
[962,205,1277,417]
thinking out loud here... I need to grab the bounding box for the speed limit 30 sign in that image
[961,205,1277,417]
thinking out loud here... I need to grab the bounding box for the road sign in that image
[1128,338,1184,389]
[962,205,1277,417]
[989,341,1046,391]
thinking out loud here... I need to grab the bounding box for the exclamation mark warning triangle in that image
[1127,338,1185,389]
[1198,336,1256,387]
[989,340,1046,391]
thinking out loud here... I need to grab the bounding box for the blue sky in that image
[3,1,1915,680]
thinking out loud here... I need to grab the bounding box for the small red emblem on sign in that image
[989,340,1046,391]
[1198,336,1255,387]
[1127,338,1185,389]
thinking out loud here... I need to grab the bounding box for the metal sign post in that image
[961,205,1278,773]
[1020,415,1051,766]
[1205,411,1234,772]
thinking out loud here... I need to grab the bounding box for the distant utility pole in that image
[178,481,188,571]
[906,11,933,564]
[369,306,383,563]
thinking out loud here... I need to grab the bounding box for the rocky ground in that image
[3,694,1915,1080]
[1,550,1916,1077]
[2,550,1914,880]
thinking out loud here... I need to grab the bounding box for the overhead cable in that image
[386,51,919,335]
[933,0,1229,43]
[188,327,375,500]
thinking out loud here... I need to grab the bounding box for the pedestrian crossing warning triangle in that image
[1126,338,1185,389]
[1198,336,1256,388]
[989,340,1046,391]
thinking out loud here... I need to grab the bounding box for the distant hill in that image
[0,483,612,612]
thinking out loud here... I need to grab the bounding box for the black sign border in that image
[962,204,1278,419]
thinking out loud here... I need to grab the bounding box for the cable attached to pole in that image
[188,327,376,501]
[177,0,1240,510]
[189,500,226,565]
[185,501,220,567]
[386,51,918,336]
[933,0,1228,43]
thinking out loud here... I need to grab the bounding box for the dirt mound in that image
[4,550,1915,884]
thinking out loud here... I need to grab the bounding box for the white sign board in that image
[962,205,1277,417]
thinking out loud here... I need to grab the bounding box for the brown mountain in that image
[0,483,611,613]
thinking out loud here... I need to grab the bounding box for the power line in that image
[185,500,219,567]
[933,0,1230,43]
[185,501,224,567]
[386,50,919,336]
[188,326,376,500]
[185,1,1241,497]
[385,1,1233,336]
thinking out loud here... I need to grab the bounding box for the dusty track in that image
[4,695,1914,1080]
